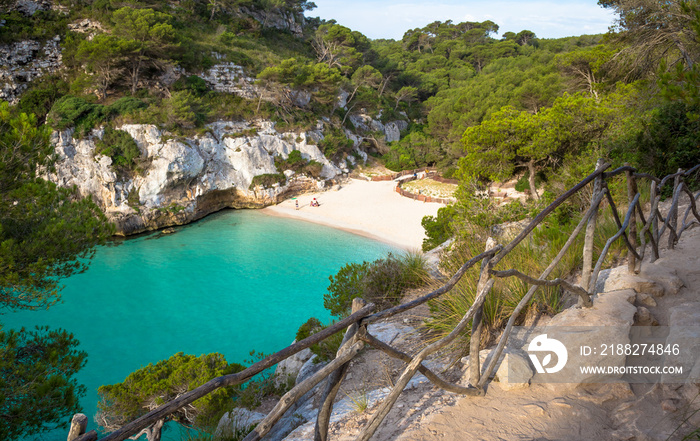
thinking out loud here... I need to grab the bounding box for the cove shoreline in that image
[261,179,444,251]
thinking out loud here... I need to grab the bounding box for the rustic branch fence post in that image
[67,414,90,441]
[314,298,366,441]
[668,169,682,249]
[469,246,493,387]
[356,257,495,441]
[67,160,700,441]
[581,159,605,297]
[625,164,638,274]
[650,180,660,261]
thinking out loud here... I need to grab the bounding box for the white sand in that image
[261,179,444,250]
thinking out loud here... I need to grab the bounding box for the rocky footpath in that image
[49,120,353,235]
[214,227,700,441]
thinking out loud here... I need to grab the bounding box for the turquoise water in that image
[2,209,395,440]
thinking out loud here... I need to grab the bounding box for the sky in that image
[304,0,617,41]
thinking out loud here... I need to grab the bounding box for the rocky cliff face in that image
[49,120,348,235]
[0,37,62,104]
[239,6,306,37]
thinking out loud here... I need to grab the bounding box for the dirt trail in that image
[282,226,700,441]
[388,226,700,441]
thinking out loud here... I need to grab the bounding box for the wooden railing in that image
[70,161,700,441]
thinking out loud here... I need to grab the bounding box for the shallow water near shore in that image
[3,209,396,440]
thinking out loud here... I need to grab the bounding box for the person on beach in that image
[295,200,299,210]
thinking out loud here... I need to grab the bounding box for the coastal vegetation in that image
[0,102,113,437]
[324,252,428,317]
[298,251,428,361]
[418,0,700,358]
[2,0,700,439]
[97,353,245,441]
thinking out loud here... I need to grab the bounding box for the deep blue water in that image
[2,209,395,440]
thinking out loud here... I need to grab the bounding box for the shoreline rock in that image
[49,121,349,235]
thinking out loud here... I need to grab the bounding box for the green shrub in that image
[94,126,142,170]
[296,317,323,342]
[427,232,565,354]
[97,352,245,431]
[514,171,546,192]
[0,10,68,44]
[106,97,147,115]
[47,96,147,136]
[162,91,209,130]
[318,128,353,160]
[442,167,457,179]
[249,173,286,189]
[173,75,209,97]
[421,205,457,251]
[627,101,700,179]
[274,150,325,179]
[286,149,304,165]
[295,318,343,363]
[16,77,68,122]
[325,262,370,317]
[325,253,427,317]
[234,371,291,410]
[303,160,324,178]
[133,91,210,132]
[47,95,107,136]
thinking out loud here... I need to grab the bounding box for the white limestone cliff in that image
[49,120,348,235]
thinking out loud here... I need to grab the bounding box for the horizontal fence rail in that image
[70,161,700,441]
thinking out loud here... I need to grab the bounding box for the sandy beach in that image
[262,179,444,250]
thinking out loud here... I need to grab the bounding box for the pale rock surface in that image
[595,264,684,297]
[274,347,313,388]
[495,352,534,390]
[283,374,429,441]
[262,354,327,441]
[0,37,62,103]
[347,114,408,144]
[337,89,349,108]
[66,413,88,441]
[67,18,106,39]
[661,306,700,382]
[199,62,258,99]
[271,323,418,441]
[637,292,658,307]
[540,289,637,386]
[49,121,344,234]
[635,306,658,326]
[423,238,453,279]
[13,0,52,15]
[460,348,534,390]
[239,6,305,36]
[215,408,267,440]
[367,322,414,346]
[383,121,409,143]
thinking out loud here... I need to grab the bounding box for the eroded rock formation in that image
[49,121,348,235]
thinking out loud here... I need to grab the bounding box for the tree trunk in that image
[527,160,539,201]
[130,60,141,96]
[341,102,357,125]
[132,419,164,441]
